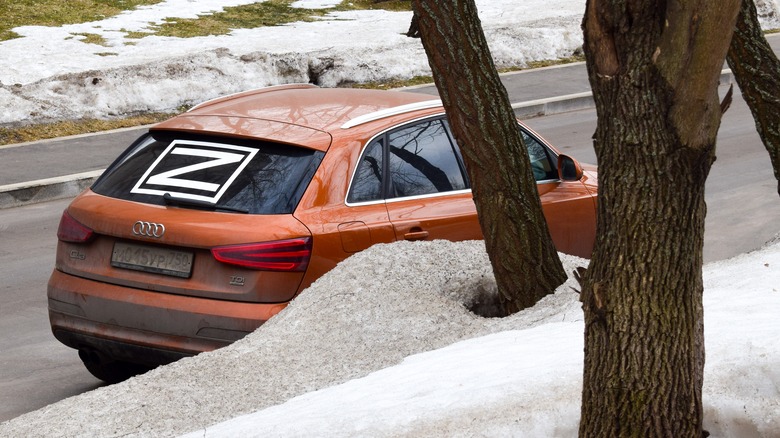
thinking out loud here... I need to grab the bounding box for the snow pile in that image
[1,238,779,437]
[2,0,778,127]
[757,0,780,26]
[0,0,594,126]
[0,240,587,437]
[700,243,780,437]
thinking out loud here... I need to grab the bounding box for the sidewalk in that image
[0,43,752,209]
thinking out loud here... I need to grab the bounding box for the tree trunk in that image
[727,0,780,197]
[411,0,566,313]
[579,0,740,436]
[406,12,420,38]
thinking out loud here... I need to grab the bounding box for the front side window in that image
[521,129,557,181]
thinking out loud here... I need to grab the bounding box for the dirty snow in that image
[1,239,779,437]
[2,0,779,126]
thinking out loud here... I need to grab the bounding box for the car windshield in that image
[92,131,324,214]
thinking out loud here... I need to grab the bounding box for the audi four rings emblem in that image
[132,221,165,238]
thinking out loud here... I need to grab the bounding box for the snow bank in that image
[0,0,586,126]
[1,238,779,437]
[180,239,780,438]
[757,0,780,28]
[0,240,587,437]
[3,0,778,127]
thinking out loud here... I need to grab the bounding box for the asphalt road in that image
[0,199,104,422]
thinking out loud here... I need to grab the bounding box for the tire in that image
[78,349,151,384]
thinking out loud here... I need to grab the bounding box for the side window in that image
[521,128,557,181]
[347,137,384,203]
[387,119,467,198]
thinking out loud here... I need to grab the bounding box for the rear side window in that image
[347,118,467,204]
[92,132,324,214]
[388,119,467,198]
[347,138,385,204]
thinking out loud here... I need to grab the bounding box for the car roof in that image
[151,85,442,150]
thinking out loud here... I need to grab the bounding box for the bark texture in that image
[407,12,421,38]
[727,0,780,196]
[580,0,740,436]
[411,0,566,313]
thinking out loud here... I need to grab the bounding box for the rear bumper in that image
[47,269,288,366]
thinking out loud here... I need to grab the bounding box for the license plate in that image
[111,242,193,278]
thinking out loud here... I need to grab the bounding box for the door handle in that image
[404,230,429,241]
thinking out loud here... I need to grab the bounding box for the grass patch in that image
[2,0,411,41]
[0,113,173,146]
[124,30,151,39]
[525,54,585,69]
[351,74,433,90]
[71,32,109,46]
[334,0,411,12]
[125,0,411,39]
[0,0,163,41]
[132,1,329,38]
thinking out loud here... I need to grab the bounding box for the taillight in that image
[211,237,312,272]
[57,211,94,243]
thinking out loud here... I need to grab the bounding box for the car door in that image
[381,118,596,256]
[382,118,482,242]
[522,128,597,258]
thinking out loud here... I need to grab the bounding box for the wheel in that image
[78,349,151,384]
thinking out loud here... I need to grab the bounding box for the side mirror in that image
[558,154,583,181]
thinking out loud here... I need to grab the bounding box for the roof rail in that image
[340,99,443,129]
[188,83,319,112]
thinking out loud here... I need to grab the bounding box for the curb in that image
[0,171,103,209]
[0,69,734,210]
[511,69,733,118]
[512,91,594,119]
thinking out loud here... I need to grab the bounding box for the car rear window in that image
[92,131,324,214]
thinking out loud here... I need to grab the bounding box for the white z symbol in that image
[131,140,259,204]
[147,147,244,192]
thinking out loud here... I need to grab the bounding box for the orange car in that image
[48,85,597,382]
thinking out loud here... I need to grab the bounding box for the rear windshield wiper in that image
[163,193,249,214]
